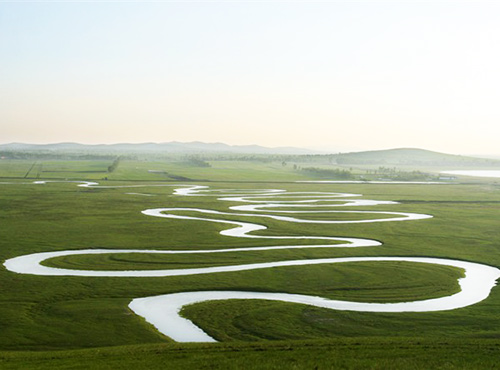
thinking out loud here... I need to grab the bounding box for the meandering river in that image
[3,181,500,342]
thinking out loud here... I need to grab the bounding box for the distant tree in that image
[107,157,121,173]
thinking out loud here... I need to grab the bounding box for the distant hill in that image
[1,143,498,167]
[0,142,317,155]
[334,148,500,166]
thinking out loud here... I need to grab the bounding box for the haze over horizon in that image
[2,1,500,156]
[0,139,403,155]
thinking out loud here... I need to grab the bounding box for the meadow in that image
[1,158,500,368]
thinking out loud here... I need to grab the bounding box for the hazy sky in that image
[1,1,500,155]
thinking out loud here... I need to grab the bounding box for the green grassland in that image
[1,154,498,183]
[0,158,312,181]
[1,158,500,368]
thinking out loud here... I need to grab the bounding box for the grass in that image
[1,160,500,367]
[43,254,464,302]
[1,339,500,369]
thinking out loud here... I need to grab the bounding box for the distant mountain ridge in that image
[0,142,317,155]
[1,143,499,166]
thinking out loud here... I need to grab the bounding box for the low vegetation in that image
[1,157,500,368]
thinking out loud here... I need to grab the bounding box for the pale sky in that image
[1,1,500,155]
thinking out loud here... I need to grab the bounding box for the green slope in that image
[335,148,500,166]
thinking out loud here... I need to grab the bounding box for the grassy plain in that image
[1,158,500,368]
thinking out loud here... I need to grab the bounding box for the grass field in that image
[1,158,500,368]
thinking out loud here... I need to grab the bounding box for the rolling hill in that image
[333,148,500,166]
[1,143,499,167]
